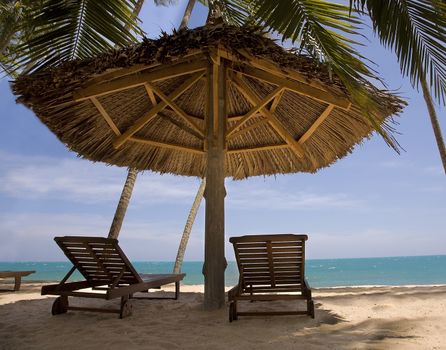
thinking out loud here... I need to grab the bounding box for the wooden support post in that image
[203,60,227,310]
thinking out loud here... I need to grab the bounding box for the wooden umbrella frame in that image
[65,46,352,309]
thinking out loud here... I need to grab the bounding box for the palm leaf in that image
[351,0,446,104]
[217,0,400,149]
[8,0,144,73]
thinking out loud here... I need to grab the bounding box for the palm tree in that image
[173,178,206,273]
[107,0,146,240]
[1,0,161,241]
[108,167,139,239]
[351,1,446,172]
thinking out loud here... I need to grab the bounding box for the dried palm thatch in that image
[12,24,405,179]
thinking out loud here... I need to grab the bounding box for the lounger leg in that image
[14,276,21,291]
[120,295,133,319]
[52,296,69,315]
[175,281,180,300]
[233,300,238,320]
[229,300,238,322]
[307,297,315,319]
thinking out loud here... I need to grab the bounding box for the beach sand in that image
[1,283,445,350]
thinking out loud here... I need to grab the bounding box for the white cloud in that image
[0,152,362,211]
[0,211,202,261]
[0,152,198,205]
[226,181,363,210]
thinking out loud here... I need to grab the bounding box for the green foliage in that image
[2,0,144,74]
[350,0,446,104]
[216,0,402,149]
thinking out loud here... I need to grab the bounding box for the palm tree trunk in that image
[106,0,145,240]
[420,77,446,174]
[179,0,196,30]
[173,178,206,273]
[108,168,138,239]
[171,0,205,274]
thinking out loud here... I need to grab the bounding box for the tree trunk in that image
[179,0,196,30]
[173,178,206,274]
[420,77,446,174]
[171,0,203,274]
[108,168,138,239]
[106,0,145,240]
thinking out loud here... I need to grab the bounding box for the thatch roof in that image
[12,24,405,179]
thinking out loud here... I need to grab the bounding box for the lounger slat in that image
[248,287,303,293]
[271,241,304,247]
[243,278,302,284]
[241,262,299,268]
[236,248,268,254]
[243,272,301,279]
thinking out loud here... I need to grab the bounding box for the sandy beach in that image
[1,282,445,350]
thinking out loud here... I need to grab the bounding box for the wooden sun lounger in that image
[41,236,185,318]
[228,234,314,321]
[0,270,35,291]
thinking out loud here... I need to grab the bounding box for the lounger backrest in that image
[55,236,142,285]
[230,234,308,294]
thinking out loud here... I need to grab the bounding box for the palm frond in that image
[8,0,144,73]
[219,0,400,149]
[351,0,446,104]
[199,0,255,26]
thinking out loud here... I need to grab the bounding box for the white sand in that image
[1,283,446,350]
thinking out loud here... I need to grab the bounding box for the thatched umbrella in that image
[12,24,405,310]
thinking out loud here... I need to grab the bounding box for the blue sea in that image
[1,255,446,288]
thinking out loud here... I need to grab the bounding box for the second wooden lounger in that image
[41,236,185,318]
[228,234,314,321]
[0,270,35,291]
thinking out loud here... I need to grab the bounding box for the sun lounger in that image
[41,236,185,318]
[0,270,35,291]
[228,234,314,321]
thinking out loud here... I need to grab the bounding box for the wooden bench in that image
[0,271,35,291]
[228,234,314,321]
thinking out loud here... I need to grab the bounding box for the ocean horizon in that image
[1,254,445,288]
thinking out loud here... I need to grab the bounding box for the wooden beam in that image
[236,65,351,110]
[270,90,284,113]
[157,111,203,140]
[85,50,204,87]
[234,48,328,91]
[91,97,121,135]
[144,84,157,105]
[227,143,288,154]
[232,75,305,158]
[227,118,269,140]
[226,87,284,138]
[185,113,205,121]
[298,104,335,144]
[227,115,251,121]
[113,72,204,149]
[143,85,203,140]
[74,60,207,101]
[129,136,204,154]
[147,83,205,138]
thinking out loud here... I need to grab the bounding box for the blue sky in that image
[0,1,444,262]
